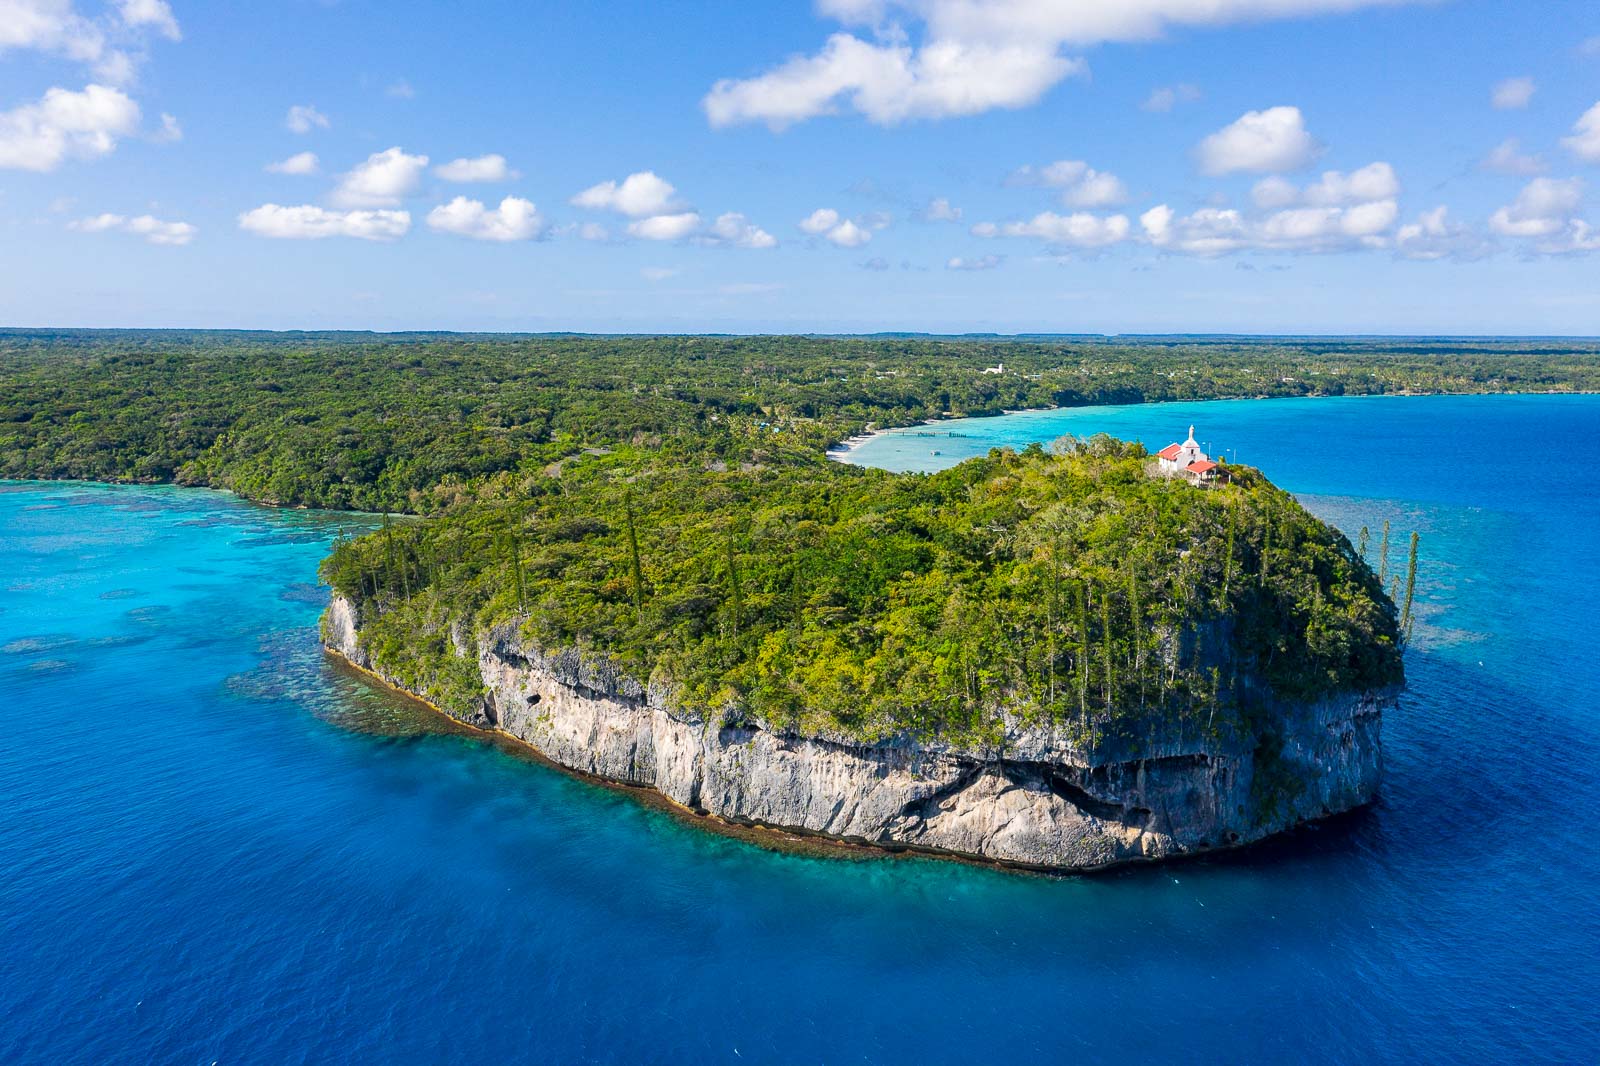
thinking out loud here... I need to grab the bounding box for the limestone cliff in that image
[324,595,1390,872]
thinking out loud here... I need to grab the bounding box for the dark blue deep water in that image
[3,394,1598,1064]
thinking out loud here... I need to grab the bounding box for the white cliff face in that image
[326,597,1389,872]
[323,595,369,669]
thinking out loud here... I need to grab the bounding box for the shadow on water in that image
[1017,640,1585,885]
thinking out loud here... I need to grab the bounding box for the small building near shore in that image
[1156,426,1224,484]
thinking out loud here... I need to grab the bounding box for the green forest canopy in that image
[5,329,1597,513]
[5,330,1588,744]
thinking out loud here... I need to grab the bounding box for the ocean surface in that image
[3,393,1598,1064]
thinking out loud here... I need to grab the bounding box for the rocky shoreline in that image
[324,595,1393,873]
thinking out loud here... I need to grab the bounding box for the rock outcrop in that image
[324,596,1390,872]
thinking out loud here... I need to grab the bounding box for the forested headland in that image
[3,329,1589,744]
[4,329,1597,512]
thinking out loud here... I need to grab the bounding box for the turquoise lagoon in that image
[2,393,1598,1063]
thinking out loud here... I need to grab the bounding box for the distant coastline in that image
[827,405,1068,463]
[826,388,1600,466]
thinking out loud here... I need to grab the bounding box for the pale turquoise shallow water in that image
[3,394,1598,1064]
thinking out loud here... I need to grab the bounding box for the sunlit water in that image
[3,394,1598,1063]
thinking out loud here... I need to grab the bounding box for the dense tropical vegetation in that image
[4,329,1597,513]
[320,438,1402,748]
[5,329,1589,743]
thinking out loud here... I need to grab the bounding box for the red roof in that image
[1186,460,1218,474]
[1156,444,1183,460]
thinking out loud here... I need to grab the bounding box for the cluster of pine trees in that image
[322,436,1406,745]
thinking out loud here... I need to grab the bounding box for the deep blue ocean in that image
[3,394,1598,1064]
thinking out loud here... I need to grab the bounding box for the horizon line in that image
[4,326,1599,343]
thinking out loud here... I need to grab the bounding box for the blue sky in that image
[2,0,1598,334]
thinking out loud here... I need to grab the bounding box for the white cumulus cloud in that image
[947,253,1002,270]
[1142,83,1200,112]
[152,111,180,142]
[1490,76,1535,111]
[922,196,962,221]
[627,212,702,241]
[426,196,544,241]
[1486,179,1600,254]
[703,211,777,248]
[1253,162,1399,210]
[1540,221,1600,254]
[0,0,105,63]
[332,147,428,208]
[435,154,517,183]
[572,171,678,216]
[1481,138,1545,176]
[798,207,874,246]
[799,207,842,234]
[1489,177,1582,238]
[1142,179,1401,256]
[0,83,140,171]
[1196,106,1320,175]
[1008,158,1128,207]
[1249,175,1299,209]
[118,0,179,40]
[67,211,124,232]
[704,32,1082,128]
[703,0,1415,127]
[825,218,873,246]
[70,210,194,245]
[266,150,318,175]
[238,204,411,241]
[285,104,328,134]
[0,0,180,82]
[1394,207,1491,262]
[1302,161,1399,204]
[1563,102,1600,163]
[971,210,1131,248]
